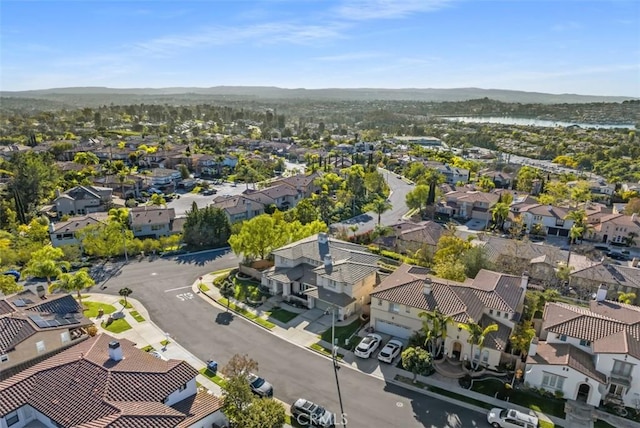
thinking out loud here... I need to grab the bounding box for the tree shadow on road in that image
[173,249,231,266]
[215,312,234,325]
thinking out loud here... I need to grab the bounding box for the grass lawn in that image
[119,299,133,309]
[160,339,170,346]
[309,343,344,360]
[141,345,155,352]
[129,310,145,323]
[320,319,362,349]
[198,368,227,388]
[218,298,275,330]
[83,301,116,318]
[268,308,300,323]
[214,272,268,302]
[471,378,566,418]
[101,318,132,333]
[199,283,210,292]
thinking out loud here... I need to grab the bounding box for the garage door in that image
[313,299,331,312]
[375,320,413,339]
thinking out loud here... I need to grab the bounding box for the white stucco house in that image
[514,204,574,237]
[261,233,380,320]
[369,264,528,370]
[525,285,640,409]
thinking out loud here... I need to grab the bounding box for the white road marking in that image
[164,285,192,292]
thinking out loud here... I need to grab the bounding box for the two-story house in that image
[146,168,182,191]
[262,233,381,320]
[128,206,176,239]
[568,262,640,303]
[0,290,92,380]
[437,190,500,223]
[210,195,265,224]
[525,287,640,408]
[92,174,144,199]
[48,213,108,248]
[0,334,227,428]
[517,204,573,237]
[53,186,113,218]
[589,213,640,247]
[269,172,321,199]
[244,183,303,211]
[370,264,528,369]
[373,221,444,257]
[425,161,470,185]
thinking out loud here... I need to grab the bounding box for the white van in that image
[487,407,539,428]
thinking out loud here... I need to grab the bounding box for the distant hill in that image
[1,86,634,105]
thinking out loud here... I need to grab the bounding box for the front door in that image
[452,342,462,361]
[577,383,590,402]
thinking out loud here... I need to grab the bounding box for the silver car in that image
[248,373,273,397]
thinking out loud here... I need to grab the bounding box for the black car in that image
[609,252,629,261]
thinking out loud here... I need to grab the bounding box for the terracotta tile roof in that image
[527,342,606,383]
[480,315,512,351]
[0,334,212,427]
[0,300,14,315]
[174,392,224,428]
[129,207,176,227]
[543,301,640,359]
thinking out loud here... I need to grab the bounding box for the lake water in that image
[442,116,636,130]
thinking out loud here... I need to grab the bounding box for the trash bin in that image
[98,308,104,317]
[206,360,218,376]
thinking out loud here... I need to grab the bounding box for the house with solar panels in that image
[0,289,92,379]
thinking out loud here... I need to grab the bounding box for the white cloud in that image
[334,0,454,21]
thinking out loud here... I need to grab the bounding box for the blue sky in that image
[1,0,639,96]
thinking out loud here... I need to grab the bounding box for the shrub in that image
[554,390,564,399]
[87,324,98,337]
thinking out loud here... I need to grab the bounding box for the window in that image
[609,384,626,397]
[541,372,565,390]
[377,298,382,306]
[61,331,70,343]
[0,354,8,363]
[482,350,490,363]
[389,303,399,313]
[612,360,634,377]
[579,339,591,347]
[496,311,501,317]
[179,382,188,392]
[489,309,494,315]
[36,341,46,353]
[405,305,411,313]
[504,312,509,319]
[559,334,567,342]
[6,411,19,426]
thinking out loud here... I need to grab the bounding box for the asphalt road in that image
[95,253,485,428]
[331,168,415,234]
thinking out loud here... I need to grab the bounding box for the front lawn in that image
[198,368,227,388]
[471,378,565,417]
[268,308,300,324]
[101,318,132,333]
[214,272,269,303]
[320,319,362,350]
[83,301,116,318]
[119,299,133,309]
[130,310,145,323]
[217,298,275,330]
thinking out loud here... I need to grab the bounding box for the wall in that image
[186,410,228,428]
[239,265,263,281]
[165,379,197,406]
[0,405,58,428]
[1,329,71,372]
[524,363,602,407]
[595,353,640,407]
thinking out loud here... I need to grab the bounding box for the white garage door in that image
[375,320,413,339]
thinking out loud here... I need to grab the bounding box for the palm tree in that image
[364,197,392,225]
[119,287,133,307]
[458,318,499,370]
[491,202,510,231]
[617,291,637,304]
[108,208,130,226]
[50,268,95,308]
[220,280,235,312]
[419,308,452,358]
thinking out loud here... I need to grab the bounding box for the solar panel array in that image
[29,314,80,329]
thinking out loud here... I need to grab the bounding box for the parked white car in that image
[377,339,403,363]
[487,407,539,428]
[354,334,382,358]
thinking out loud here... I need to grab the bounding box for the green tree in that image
[50,268,95,308]
[24,246,71,288]
[462,246,494,278]
[150,193,167,207]
[73,152,100,166]
[477,176,496,192]
[77,221,133,258]
[419,308,452,357]
[617,291,637,304]
[239,397,286,428]
[458,318,498,370]
[221,354,259,425]
[515,166,542,193]
[363,197,392,225]
[119,287,133,306]
[432,235,472,281]
[510,320,536,358]
[108,208,130,227]
[182,205,232,249]
[569,181,592,206]
[220,280,235,311]
[491,202,510,231]
[405,184,430,214]
[0,274,22,296]
[291,198,319,225]
[401,346,433,382]
[178,164,190,180]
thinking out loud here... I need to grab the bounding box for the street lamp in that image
[327,305,346,424]
[121,227,128,263]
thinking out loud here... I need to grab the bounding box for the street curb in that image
[162,247,231,258]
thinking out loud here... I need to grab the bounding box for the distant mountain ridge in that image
[1,86,635,104]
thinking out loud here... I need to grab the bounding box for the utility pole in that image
[330,306,345,425]
[122,227,128,262]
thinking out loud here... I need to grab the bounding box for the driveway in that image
[94,256,486,428]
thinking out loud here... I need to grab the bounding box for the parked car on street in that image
[247,373,273,397]
[291,398,335,428]
[377,339,403,363]
[487,407,538,428]
[354,333,382,358]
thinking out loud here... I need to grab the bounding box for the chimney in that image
[528,337,538,357]
[318,232,328,244]
[36,285,46,299]
[521,271,529,290]
[423,278,432,295]
[596,283,608,302]
[108,341,123,362]
[324,254,333,269]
